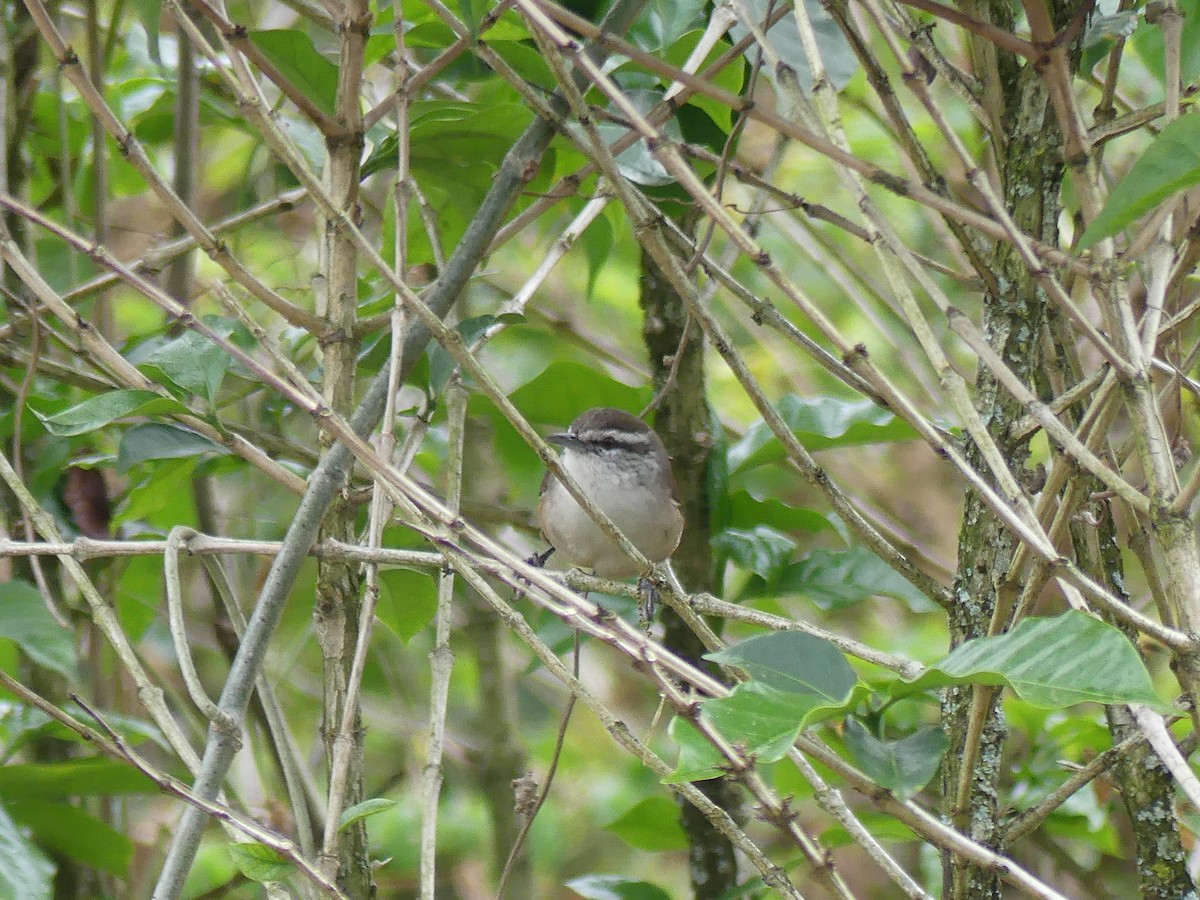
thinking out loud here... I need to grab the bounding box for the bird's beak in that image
[546,432,575,447]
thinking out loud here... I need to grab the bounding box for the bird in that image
[536,407,684,578]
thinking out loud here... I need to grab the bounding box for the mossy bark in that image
[942,4,1067,896]
[640,246,741,898]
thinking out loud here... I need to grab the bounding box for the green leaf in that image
[144,327,233,403]
[900,611,1165,709]
[728,0,858,93]
[247,30,338,117]
[728,395,917,472]
[227,842,293,883]
[376,568,438,643]
[338,798,398,831]
[665,716,724,783]
[117,423,227,472]
[842,719,947,800]
[706,630,857,700]
[1077,115,1200,250]
[712,526,796,584]
[603,797,687,851]
[662,31,744,131]
[8,801,132,876]
[427,314,521,396]
[0,757,157,799]
[727,490,829,536]
[704,682,818,762]
[1130,0,1200,86]
[0,581,76,681]
[32,390,188,437]
[566,873,673,900]
[0,802,54,900]
[509,362,651,426]
[752,547,934,612]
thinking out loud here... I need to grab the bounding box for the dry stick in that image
[8,299,68,626]
[145,0,652,890]
[527,0,1092,277]
[507,21,885,900]
[788,750,931,900]
[22,0,327,334]
[530,0,1200,653]
[517,0,1164,640]
[0,451,205,773]
[1006,724,1196,843]
[164,527,235,727]
[418,383,463,899]
[169,0,658,587]
[496,636,577,900]
[465,14,951,611]
[193,532,324,856]
[0,216,307,494]
[793,738,1069,900]
[446,568,806,899]
[0,671,347,900]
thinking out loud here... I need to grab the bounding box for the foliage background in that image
[1,0,1198,898]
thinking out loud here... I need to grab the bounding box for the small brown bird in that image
[536,407,684,578]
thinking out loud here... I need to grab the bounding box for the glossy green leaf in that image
[566,873,673,900]
[603,796,687,851]
[33,390,187,437]
[144,327,233,403]
[1130,0,1200,87]
[509,362,651,426]
[376,568,438,643]
[665,716,724,782]
[712,526,796,583]
[900,611,1165,709]
[752,547,934,612]
[0,803,54,900]
[228,842,293,883]
[706,630,857,700]
[247,30,338,117]
[0,757,157,799]
[728,0,857,93]
[662,30,744,131]
[117,423,226,472]
[1077,116,1200,250]
[842,719,947,800]
[427,314,522,396]
[728,395,918,472]
[0,580,77,681]
[727,490,829,535]
[338,798,399,832]
[8,801,132,876]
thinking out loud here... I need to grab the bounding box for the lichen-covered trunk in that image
[942,17,1063,899]
[640,246,741,898]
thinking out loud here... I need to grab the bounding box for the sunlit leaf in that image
[899,611,1165,709]
[1077,116,1200,250]
[33,391,187,437]
[750,547,934,612]
[376,568,438,643]
[339,798,399,832]
[707,630,856,699]
[228,842,293,883]
[729,395,918,472]
[247,30,338,117]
